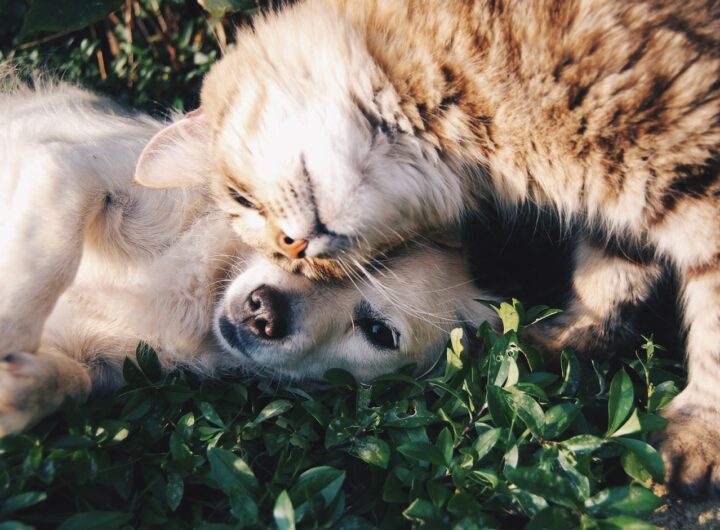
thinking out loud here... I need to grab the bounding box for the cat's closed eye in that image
[227,187,258,209]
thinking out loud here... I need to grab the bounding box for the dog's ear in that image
[134,109,211,188]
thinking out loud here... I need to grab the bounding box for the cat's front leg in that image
[647,195,720,497]
[656,262,720,498]
[0,350,91,435]
[522,240,661,357]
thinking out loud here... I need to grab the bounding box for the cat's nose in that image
[236,285,289,340]
[276,232,308,259]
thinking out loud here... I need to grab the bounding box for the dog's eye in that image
[358,318,399,350]
[227,187,256,209]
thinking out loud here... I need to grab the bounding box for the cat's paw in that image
[0,352,52,436]
[657,407,720,498]
[520,318,599,358]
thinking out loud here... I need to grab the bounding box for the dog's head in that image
[213,243,497,382]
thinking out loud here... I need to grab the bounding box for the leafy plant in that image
[0,3,687,527]
[0,300,684,528]
[0,0,266,113]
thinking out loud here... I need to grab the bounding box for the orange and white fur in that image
[0,79,496,434]
[134,0,720,496]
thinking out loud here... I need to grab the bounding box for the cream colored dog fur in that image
[0,81,496,434]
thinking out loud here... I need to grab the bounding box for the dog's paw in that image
[0,352,51,436]
[657,406,720,499]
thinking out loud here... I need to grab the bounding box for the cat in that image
[0,76,496,434]
[135,0,720,497]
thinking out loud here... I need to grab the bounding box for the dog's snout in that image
[238,285,290,340]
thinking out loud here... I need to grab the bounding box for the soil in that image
[648,485,720,529]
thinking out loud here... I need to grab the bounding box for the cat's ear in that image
[134,108,211,188]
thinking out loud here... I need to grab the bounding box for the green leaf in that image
[383,402,440,428]
[505,390,545,439]
[351,436,390,469]
[496,301,521,333]
[198,402,225,428]
[506,466,578,509]
[472,426,502,461]
[136,342,162,382]
[426,480,451,507]
[301,400,331,427]
[613,438,664,482]
[584,486,663,518]
[333,516,376,529]
[513,489,548,518]
[610,409,641,438]
[0,491,47,516]
[290,466,346,522]
[524,306,563,326]
[397,442,447,466]
[0,522,34,530]
[437,427,453,465]
[487,385,514,428]
[122,357,148,386]
[198,0,256,17]
[207,446,259,494]
[323,368,357,389]
[526,506,578,530]
[402,498,444,524]
[647,381,679,413]
[638,413,667,433]
[273,490,296,530]
[445,327,465,378]
[19,0,123,38]
[557,350,581,396]
[596,516,657,530]
[560,435,605,456]
[544,403,581,439]
[166,472,184,512]
[207,447,259,521]
[620,450,652,485]
[558,450,591,501]
[255,400,292,423]
[57,512,132,530]
[607,370,634,436]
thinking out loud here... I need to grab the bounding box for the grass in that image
[0,301,685,529]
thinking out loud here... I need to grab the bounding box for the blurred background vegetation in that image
[0,0,283,114]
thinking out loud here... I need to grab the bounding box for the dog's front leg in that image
[0,145,98,353]
[0,349,91,434]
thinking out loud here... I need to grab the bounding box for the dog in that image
[0,78,497,434]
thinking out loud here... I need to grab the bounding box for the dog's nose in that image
[238,285,290,340]
[276,232,308,259]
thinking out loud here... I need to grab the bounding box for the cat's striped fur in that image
[135,0,720,497]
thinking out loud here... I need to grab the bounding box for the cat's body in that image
[135,0,720,496]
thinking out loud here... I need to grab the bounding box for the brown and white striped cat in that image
[136,0,720,497]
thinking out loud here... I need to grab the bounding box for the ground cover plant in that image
[0,300,684,529]
[0,2,688,528]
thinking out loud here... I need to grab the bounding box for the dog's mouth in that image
[217,315,253,358]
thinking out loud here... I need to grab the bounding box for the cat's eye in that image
[357,317,399,350]
[227,187,256,209]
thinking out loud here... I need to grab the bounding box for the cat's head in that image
[134,1,464,279]
[213,242,495,382]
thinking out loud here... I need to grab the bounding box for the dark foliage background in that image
[0,0,271,113]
